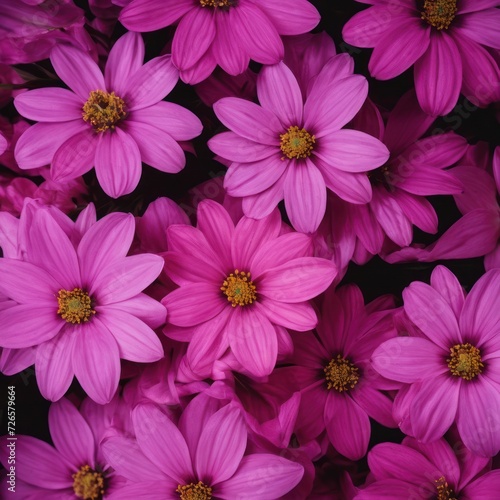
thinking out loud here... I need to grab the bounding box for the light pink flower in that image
[0,207,166,404]
[14,31,202,198]
[372,265,500,457]
[120,0,320,84]
[209,60,390,233]
[162,200,337,377]
[343,0,500,115]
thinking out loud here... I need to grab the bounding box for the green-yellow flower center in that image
[57,288,95,324]
[447,343,484,380]
[421,0,457,30]
[176,481,213,500]
[221,270,257,307]
[82,90,126,132]
[435,476,457,500]
[280,126,315,160]
[324,355,359,392]
[199,0,235,8]
[72,465,105,500]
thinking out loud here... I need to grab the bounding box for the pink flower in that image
[209,60,390,233]
[372,265,500,457]
[343,0,500,115]
[284,285,398,460]
[357,437,500,499]
[0,131,6,156]
[120,0,320,84]
[0,207,166,404]
[14,31,202,198]
[102,398,304,499]
[162,200,337,377]
[0,397,124,498]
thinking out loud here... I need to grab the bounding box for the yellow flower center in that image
[435,476,457,500]
[72,465,105,500]
[447,343,484,380]
[280,126,315,160]
[82,90,126,132]
[57,288,95,324]
[199,0,235,8]
[421,0,457,30]
[324,355,360,392]
[176,481,213,500]
[221,269,257,307]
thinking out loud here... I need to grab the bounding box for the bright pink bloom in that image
[102,398,304,499]
[209,60,389,233]
[162,200,337,378]
[284,285,398,460]
[0,207,166,404]
[372,266,500,457]
[14,31,202,198]
[120,0,320,84]
[357,437,500,499]
[0,397,124,498]
[343,0,500,115]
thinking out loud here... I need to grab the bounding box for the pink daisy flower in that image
[208,60,390,233]
[102,399,304,499]
[0,207,166,404]
[14,31,202,198]
[372,265,500,457]
[119,0,320,84]
[343,0,500,116]
[162,200,337,377]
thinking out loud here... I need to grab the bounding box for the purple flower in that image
[14,32,202,198]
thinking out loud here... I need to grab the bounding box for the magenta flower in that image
[0,207,166,404]
[209,60,390,233]
[343,0,500,115]
[357,437,500,499]
[162,200,337,377]
[120,0,320,84]
[0,130,6,155]
[0,397,123,498]
[14,31,202,198]
[284,285,398,460]
[102,399,304,499]
[372,265,500,457]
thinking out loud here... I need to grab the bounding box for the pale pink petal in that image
[455,9,500,49]
[241,174,286,219]
[94,128,142,198]
[414,32,462,116]
[256,298,317,331]
[51,44,106,100]
[172,7,215,71]
[124,55,179,111]
[104,294,166,329]
[283,159,326,233]
[195,405,246,484]
[307,54,355,94]
[315,129,389,172]
[72,322,120,404]
[217,454,303,500]
[257,62,303,126]
[430,266,465,319]
[208,132,276,162]
[14,88,82,122]
[213,97,282,146]
[261,0,319,35]
[132,403,193,483]
[403,281,462,348]
[105,32,145,95]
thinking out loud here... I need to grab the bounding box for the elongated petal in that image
[208,132,276,162]
[104,294,166,329]
[430,266,465,319]
[395,165,463,196]
[256,299,317,331]
[455,9,500,49]
[242,174,286,219]
[391,190,438,234]
[261,0,319,34]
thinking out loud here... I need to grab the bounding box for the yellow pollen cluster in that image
[421,0,457,30]
[324,355,360,392]
[57,288,95,324]
[435,476,457,500]
[72,465,105,500]
[221,270,257,307]
[82,90,126,132]
[280,126,315,160]
[199,0,234,8]
[447,343,484,381]
[176,481,213,500]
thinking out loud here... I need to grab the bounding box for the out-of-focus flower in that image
[372,265,500,457]
[120,0,320,84]
[14,32,203,198]
[343,0,500,115]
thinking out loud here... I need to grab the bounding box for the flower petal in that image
[455,8,500,49]
[430,266,465,319]
[256,299,317,331]
[209,132,276,162]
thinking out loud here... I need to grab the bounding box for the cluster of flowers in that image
[0,0,500,498]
